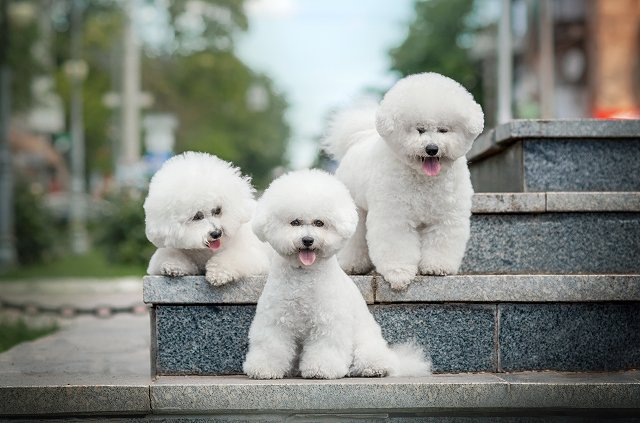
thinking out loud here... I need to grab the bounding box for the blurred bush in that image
[14,179,64,265]
[94,192,155,267]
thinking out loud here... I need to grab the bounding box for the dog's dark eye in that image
[193,211,204,221]
[212,207,221,216]
[290,219,302,226]
[313,220,324,227]
[437,127,449,133]
[417,127,426,134]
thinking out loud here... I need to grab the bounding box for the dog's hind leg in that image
[337,207,373,274]
[419,218,470,276]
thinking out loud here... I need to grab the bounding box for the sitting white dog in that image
[323,72,484,290]
[243,169,431,379]
[144,151,270,285]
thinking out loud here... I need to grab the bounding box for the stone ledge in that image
[0,375,151,417]
[472,192,640,213]
[468,119,640,161]
[150,372,640,413]
[144,274,640,305]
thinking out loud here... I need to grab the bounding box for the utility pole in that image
[496,0,513,124]
[119,0,142,188]
[0,0,15,269]
[67,0,89,254]
[539,0,555,119]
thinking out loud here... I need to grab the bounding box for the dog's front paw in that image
[160,264,190,277]
[353,367,388,377]
[380,265,417,291]
[300,362,349,380]
[243,363,286,380]
[205,268,237,286]
[419,261,459,276]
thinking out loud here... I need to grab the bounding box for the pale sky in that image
[236,0,414,168]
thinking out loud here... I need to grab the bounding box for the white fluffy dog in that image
[323,72,484,290]
[144,151,270,285]
[243,169,431,379]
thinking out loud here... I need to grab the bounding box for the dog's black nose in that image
[425,144,439,156]
[209,229,222,240]
[302,236,314,247]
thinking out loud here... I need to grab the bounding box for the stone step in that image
[466,119,640,192]
[3,372,640,417]
[144,274,640,376]
[464,192,640,274]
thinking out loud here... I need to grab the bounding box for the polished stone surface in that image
[462,212,640,274]
[546,191,640,212]
[472,193,545,213]
[499,303,640,372]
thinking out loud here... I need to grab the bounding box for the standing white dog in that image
[323,72,484,290]
[144,151,270,285]
[243,169,431,379]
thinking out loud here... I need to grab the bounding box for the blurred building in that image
[475,0,640,125]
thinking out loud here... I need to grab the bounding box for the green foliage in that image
[94,192,154,267]
[13,179,63,265]
[0,318,58,353]
[390,0,482,101]
[0,250,146,280]
[144,52,289,188]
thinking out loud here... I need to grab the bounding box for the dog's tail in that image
[387,341,432,377]
[322,103,378,160]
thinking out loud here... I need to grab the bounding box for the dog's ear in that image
[333,205,358,240]
[145,219,168,248]
[465,100,485,138]
[251,206,268,243]
[375,110,395,138]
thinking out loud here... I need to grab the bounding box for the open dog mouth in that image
[205,239,221,250]
[418,156,441,176]
[298,248,317,266]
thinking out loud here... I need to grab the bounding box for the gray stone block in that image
[144,275,375,304]
[153,304,496,375]
[376,275,640,303]
[546,192,640,212]
[472,192,545,213]
[154,305,255,375]
[499,303,640,372]
[467,120,640,193]
[372,304,496,373]
[150,371,640,413]
[0,376,150,416]
[462,212,640,273]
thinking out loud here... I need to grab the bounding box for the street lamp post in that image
[67,0,89,254]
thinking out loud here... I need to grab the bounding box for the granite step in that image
[3,371,640,417]
[466,119,640,192]
[144,274,640,376]
[464,192,640,274]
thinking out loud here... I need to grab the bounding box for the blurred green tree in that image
[389,0,482,102]
[49,0,288,188]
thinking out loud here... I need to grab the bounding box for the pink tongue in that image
[208,239,221,250]
[298,250,316,266]
[422,157,441,176]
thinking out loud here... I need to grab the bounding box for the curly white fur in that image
[323,73,484,290]
[243,169,431,379]
[144,151,271,285]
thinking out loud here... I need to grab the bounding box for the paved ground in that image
[0,278,150,382]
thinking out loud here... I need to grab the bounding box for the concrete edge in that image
[149,372,640,413]
[472,192,640,213]
[467,119,640,162]
[144,274,640,305]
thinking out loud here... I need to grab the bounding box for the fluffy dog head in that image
[144,151,255,251]
[252,169,357,267]
[375,72,484,176]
